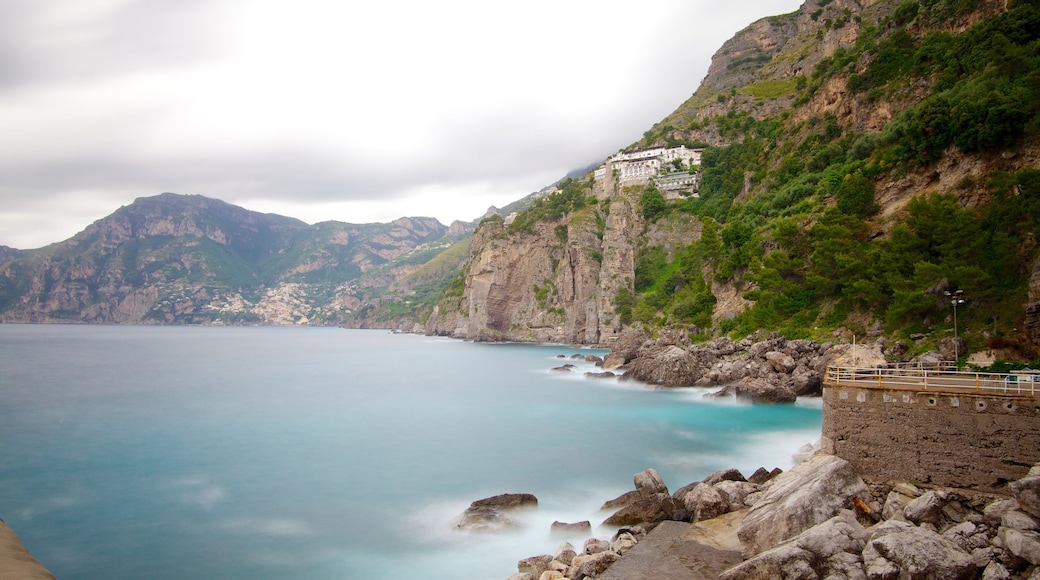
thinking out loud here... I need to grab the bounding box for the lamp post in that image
[945,290,965,363]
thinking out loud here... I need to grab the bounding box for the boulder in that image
[571,551,620,577]
[600,490,641,511]
[584,371,615,379]
[734,377,797,404]
[603,493,677,526]
[882,490,915,522]
[470,493,538,510]
[1010,466,1040,519]
[721,511,867,580]
[611,532,639,555]
[505,574,535,580]
[550,365,575,373]
[765,350,797,373]
[703,468,747,485]
[984,499,1020,527]
[747,467,781,485]
[634,468,669,496]
[455,505,519,532]
[905,491,947,526]
[584,355,604,364]
[550,520,591,536]
[1000,528,1040,565]
[554,542,577,566]
[1002,510,1039,532]
[715,481,760,512]
[862,520,975,580]
[517,554,553,578]
[681,483,730,522]
[737,453,869,557]
[455,493,538,532]
[583,538,611,555]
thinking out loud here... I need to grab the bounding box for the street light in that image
[945,290,966,362]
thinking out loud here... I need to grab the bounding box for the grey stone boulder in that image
[600,489,641,511]
[571,551,620,578]
[583,538,611,555]
[721,510,867,580]
[1000,528,1040,565]
[737,453,869,557]
[904,491,947,526]
[765,350,797,373]
[470,493,538,510]
[680,483,729,522]
[862,520,975,580]
[554,542,577,565]
[1002,509,1039,532]
[1010,465,1040,519]
[715,480,760,512]
[734,376,798,404]
[455,493,538,532]
[455,506,520,532]
[517,554,553,578]
[985,499,1020,527]
[550,520,591,536]
[703,468,747,485]
[584,371,615,379]
[634,467,669,496]
[602,493,677,526]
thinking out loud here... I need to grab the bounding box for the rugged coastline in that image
[497,455,1040,580]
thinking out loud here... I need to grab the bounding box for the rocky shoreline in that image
[488,454,1040,580]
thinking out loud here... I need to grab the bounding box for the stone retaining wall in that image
[821,386,1040,494]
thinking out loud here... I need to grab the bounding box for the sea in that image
[0,325,822,579]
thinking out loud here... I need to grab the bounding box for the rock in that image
[734,376,797,404]
[715,481,759,512]
[470,493,538,510]
[904,491,944,526]
[981,561,1011,580]
[791,442,818,463]
[571,551,620,577]
[1002,510,1039,531]
[550,365,575,373]
[583,538,611,555]
[681,483,730,522]
[550,520,591,536]
[600,490,641,511]
[454,505,519,532]
[584,355,604,364]
[538,572,564,580]
[584,371,615,379]
[505,574,535,580]
[883,490,915,522]
[456,493,538,532]
[737,453,869,557]
[862,520,975,580]
[611,532,639,555]
[893,482,923,498]
[1010,469,1040,519]
[985,499,1020,527]
[603,493,677,526]
[765,350,797,373]
[517,554,553,577]
[1001,528,1040,565]
[554,542,577,565]
[747,467,780,485]
[703,468,747,485]
[634,468,669,496]
[721,511,867,580]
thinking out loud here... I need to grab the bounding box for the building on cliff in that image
[593,145,703,197]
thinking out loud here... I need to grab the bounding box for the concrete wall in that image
[821,386,1040,494]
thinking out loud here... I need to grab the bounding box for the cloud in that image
[0,0,803,249]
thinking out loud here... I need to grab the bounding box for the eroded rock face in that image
[862,520,976,580]
[722,511,867,580]
[737,453,869,557]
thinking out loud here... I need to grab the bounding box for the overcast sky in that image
[0,0,803,249]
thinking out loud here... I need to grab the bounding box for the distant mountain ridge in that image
[0,192,472,325]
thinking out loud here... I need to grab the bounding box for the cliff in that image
[427,0,1040,359]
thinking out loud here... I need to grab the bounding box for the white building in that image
[596,145,704,185]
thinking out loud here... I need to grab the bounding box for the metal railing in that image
[825,365,1040,397]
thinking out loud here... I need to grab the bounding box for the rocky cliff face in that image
[0,193,468,325]
[429,0,1040,350]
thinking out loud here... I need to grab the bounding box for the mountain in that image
[425,0,1040,361]
[0,193,472,325]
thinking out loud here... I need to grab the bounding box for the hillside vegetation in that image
[430,0,1040,360]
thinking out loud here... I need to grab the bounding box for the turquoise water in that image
[0,325,821,579]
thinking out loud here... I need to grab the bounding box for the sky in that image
[0,0,803,250]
